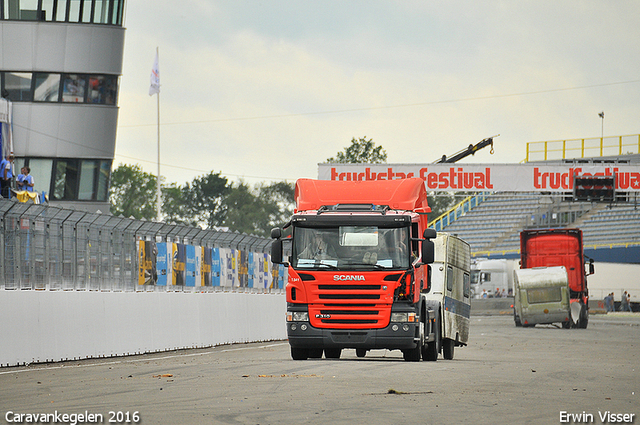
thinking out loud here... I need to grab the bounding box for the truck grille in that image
[308,281,391,329]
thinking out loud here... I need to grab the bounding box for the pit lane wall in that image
[0,290,286,367]
[0,203,288,367]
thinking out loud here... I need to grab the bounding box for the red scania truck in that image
[270,178,440,361]
[519,228,594,329]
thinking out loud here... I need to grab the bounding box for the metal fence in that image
[0,201,279,292]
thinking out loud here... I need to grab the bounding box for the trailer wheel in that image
[290,347,309,360]
[356,349,367,358]
[324,348,342,359]
[443,339,455,360]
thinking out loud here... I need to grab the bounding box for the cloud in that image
[115,1,640,186]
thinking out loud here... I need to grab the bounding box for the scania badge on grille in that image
[315,314,331,318]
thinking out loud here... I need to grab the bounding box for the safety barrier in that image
[525,134,640,162]
[0,201,286,292]
[0,201,288,366]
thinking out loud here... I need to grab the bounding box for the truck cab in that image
[271,178,439,361]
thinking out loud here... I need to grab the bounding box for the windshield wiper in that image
[314,262,339,269]
[343,261,390,270]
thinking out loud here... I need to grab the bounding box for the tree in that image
[184,171,229,229]
[326,136,387,163]
[109,164,158,220]
[257,181,295,232]
[222,181,264,235]
[162,182,193,226]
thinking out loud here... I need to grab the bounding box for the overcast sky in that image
[113,1,640,186]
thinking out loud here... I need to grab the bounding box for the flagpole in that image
[155,47,161,223]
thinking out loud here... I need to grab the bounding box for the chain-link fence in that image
[0,201,284,292]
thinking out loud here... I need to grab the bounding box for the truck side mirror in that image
[421,239,435,264]
[271,227,282,239]
[271,239,283,264]
[588,259,595,275]
[423,228,437,239]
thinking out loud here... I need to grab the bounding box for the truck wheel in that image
[290,347,309,360]
[308,348,323,358]
[324,348,342,359]
[443,339,455,360]
[578,304,589,329]
[422,309,440,361]
[356,349,367,358]
[403,345,421,362]
[514,310,522,327]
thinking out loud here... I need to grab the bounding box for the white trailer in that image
[424,233,471,360]
[470,258,516,298]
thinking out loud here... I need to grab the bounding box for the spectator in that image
[0,152,14,198]
[604,293,613,312]
[22,167,34,192]
[16,167,26,191]
[620,291,631,312]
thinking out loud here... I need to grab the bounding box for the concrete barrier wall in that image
[0,290,286,367]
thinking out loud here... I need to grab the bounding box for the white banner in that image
[318,163,640,192]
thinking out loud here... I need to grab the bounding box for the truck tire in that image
[514,310,522,327]
[324,348,342,359]
[442,339,455,360]
[308,348,323,358]
[291,347,309,360]
[403,345,421,362]
[356,349,367,358]
[578,303,589,329]
[422,318,439,361]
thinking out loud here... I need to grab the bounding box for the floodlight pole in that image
[156,87,161,222]
[156,47,161,223]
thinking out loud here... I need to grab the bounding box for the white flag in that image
[149,50,160,96]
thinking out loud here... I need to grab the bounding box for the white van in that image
[424,233,471,360]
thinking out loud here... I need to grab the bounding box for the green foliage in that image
[109,164,158,220]
[110,164,294,236]
[221,181,295,237]
[185,172,229,229]
[326,136,387,164]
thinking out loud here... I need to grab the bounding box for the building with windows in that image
[0,0,125,212]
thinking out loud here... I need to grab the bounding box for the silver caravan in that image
[513,266,571,328]
[424,233,471,360]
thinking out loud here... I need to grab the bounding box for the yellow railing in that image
[429,193,488,231]
[525,134,640,162]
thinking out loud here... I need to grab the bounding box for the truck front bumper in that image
[287,321,424,350]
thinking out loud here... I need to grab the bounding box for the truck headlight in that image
[391,312,416,322]
[286,311,309,322]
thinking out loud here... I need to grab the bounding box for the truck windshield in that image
[292,226,410,270]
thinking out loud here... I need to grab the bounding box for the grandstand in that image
[433,153,640,264]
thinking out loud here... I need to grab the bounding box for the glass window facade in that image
[18,157,111,202]
[34,73,61,102]
[1,71,118,104]
[0,0,124,25]
[3,72,33,101]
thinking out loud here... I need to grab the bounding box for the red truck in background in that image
[270,178,440,361]
[520,228,595,329]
